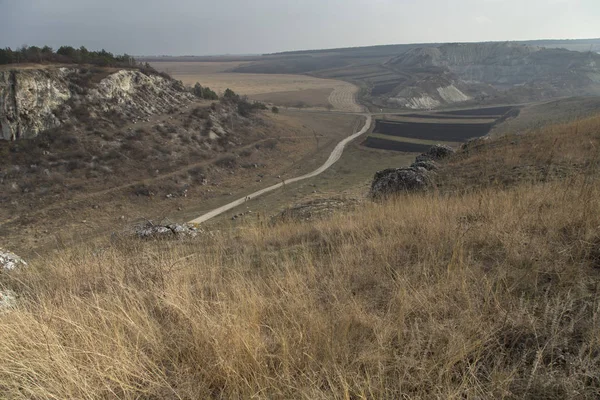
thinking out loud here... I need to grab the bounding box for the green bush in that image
[192,83,218,100]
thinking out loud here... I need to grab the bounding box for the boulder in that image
[134,221,198,239]
[369,144,454,198]
[424,144,455,160]
[370,167,431,198]
[273,198,358,223]
[410,159,438,171]
[0,249,27,271]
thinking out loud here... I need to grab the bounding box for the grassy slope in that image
[1,115,600,398]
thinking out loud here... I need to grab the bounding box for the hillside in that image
[0,63,367,254]
[382,43,600,109]
[1,107,599,397]
[215,40,600,111]
[0,66,191,140]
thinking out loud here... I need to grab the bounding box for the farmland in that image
[363,107,516,152]
[150,61,362,112]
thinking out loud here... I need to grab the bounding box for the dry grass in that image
[150,61,361,112]
[1,116,600,398]
[251,88,334,109]
[439,114,600,190]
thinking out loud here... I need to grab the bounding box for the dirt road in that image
[188,115,372,224]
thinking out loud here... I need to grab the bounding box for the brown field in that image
[251,88,333,108]
[151,61,362,112]
[149,61,253,75]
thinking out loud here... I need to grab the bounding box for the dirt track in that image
[188,115,372,224]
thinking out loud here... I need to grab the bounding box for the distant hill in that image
[218,39,600,110]
[380,42,600,109]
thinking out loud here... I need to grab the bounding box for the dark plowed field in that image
[374,120,493,142]
[403,113,496,120]
[363,137,433,153]
[371,83,399,96]
[440,106,514,117]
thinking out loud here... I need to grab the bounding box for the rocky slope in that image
[0,66,193,140]
[383,42,600,109]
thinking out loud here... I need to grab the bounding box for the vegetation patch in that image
[0,45,167,78]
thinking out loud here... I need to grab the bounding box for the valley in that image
[3,35,600,398]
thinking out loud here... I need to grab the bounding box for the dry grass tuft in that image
[1,115,600,398]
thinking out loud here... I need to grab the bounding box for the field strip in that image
[328,83,364,113]
[189,115,372,225]
[377,116,496,124]
[369,133,459,146]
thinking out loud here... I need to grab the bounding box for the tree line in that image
[0,45,140,68]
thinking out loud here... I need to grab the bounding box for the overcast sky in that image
[1,0,599,55]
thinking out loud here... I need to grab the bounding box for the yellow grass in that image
[251,88,334,108]
[1,115,600,398]
[150,61,254,75]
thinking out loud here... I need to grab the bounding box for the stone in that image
[369,145,456,198]
[0,248,27,271]
[424,144,455,160]
[134,221,198,239]
[370,167,431,199]
[411,160,438,171]
[273,198,359,222]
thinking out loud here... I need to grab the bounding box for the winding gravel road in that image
[189,114,372,225]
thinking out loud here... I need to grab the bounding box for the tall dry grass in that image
[0,116,599,399]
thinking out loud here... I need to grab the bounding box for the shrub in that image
[237,98,267,117]
[192,83,218,100]
[223,88,240,102]
[214,155,237,168]
[191,107,210,120]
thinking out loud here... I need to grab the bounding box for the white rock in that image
[0,248,27,271]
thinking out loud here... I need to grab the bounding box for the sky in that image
[1,0,599,55]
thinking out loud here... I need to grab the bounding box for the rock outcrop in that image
[370,145,455,198]
[0,67,193,140]
[0,248,27,271]
[370,167,432,198]
[421,144,455,161]
[134,221,199,239]
[0,248,25,310]
[273,197,359,222]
